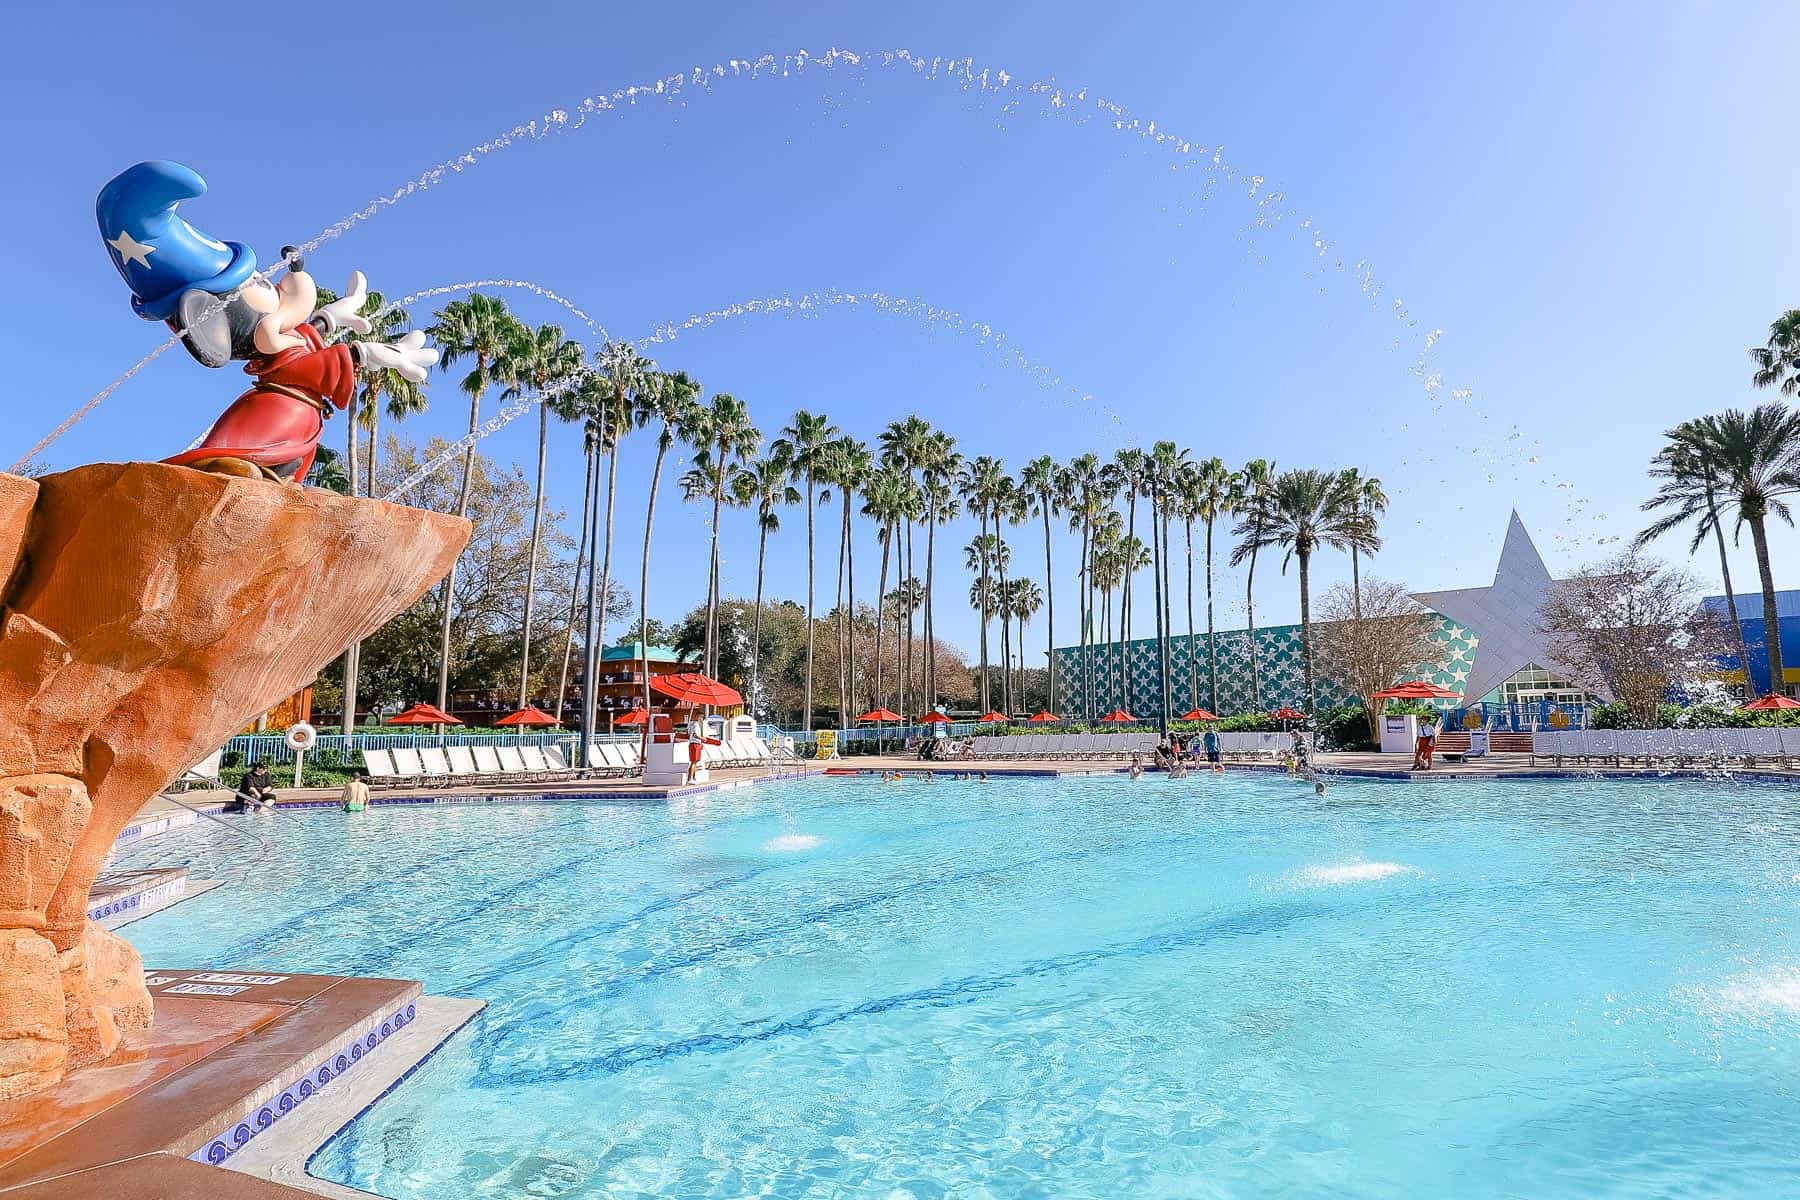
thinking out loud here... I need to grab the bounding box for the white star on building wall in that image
[1412,511,1608,704]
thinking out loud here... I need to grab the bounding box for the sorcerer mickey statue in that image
[96,160,437,483]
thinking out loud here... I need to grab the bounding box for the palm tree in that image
[584,341,656,748]
[429,293,523,720]
[1337,468,1388,620]
[326,287,425,737]
[1064,455,1103,718]
[917,430,961,707]
[958,456,1009,710]
[1020,456,1061,718]
[820,436,873,727]
[861,463,912,716]
[1232,468,1377,714]
[1749,311,1800,396]
[634,370,703,723]
[1676,406,1800,690]
[499,322,585,707]
[965,532,1010,707]
[553,372,607,724]
[684,393,761,677]
[887,576,926,716]
[1190,458,1232,714]
[1104,449,1147,711]
[1637,426,1754,679]
[997,482,1027,714]
[1009,577,1044,709]
[772,411,839,731]
[1230,459,1276,711]
[733,448,801,718]
[1149,441,1190,721]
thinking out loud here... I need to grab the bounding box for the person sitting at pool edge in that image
[233,760,278,812]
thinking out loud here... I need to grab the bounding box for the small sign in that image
[144,975,180,986]
[165,983,249,996]
[188,972,288,985]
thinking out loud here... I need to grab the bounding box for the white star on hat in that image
[108,229,155,270]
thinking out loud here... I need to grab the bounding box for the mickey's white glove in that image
[314,270,373,337]
[356,330,437,384]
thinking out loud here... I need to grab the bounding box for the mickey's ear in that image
[174,288,232,367]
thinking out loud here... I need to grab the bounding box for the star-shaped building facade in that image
[1412,511,1602,705]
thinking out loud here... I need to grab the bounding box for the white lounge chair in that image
[445,745,484,782]
[391,747,427,783]
[418,747,453,781]
[473,744,505,778]
[361,748,403,787]
[496,745,530,779]
[1742,727,1786,766]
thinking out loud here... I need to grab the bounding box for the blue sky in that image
[8,1,1800,663]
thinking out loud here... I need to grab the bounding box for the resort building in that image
[1050,513,1623,723]
[585,641,703,723]
[1701,589,1800,697]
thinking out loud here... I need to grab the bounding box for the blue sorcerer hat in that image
[96,160,256,322]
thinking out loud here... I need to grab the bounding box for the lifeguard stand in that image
[641,712,689,786]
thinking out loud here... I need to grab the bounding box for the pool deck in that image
[0,971,474,1200]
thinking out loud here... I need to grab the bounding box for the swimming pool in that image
[120,773,1800,1197]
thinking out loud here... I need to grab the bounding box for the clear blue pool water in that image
[119,773,1800,1198]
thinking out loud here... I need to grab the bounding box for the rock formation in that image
[0,463,468,1099]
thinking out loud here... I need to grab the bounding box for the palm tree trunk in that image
[1750,513,1786,691]
[579,443,604,757]
[1161,511,1174,720]
[365,403,381,497]
[437,372,485,720]
[1351,544,1363,622]
[640,437,671,766]
[1080,523,1092,720]
[1122,496,1135,715]
[751,521,769,719]
[588,443,622,743]
[1299,549,1315,714]
[341,397,361,738]
[707,467,726,677]
[874,531,890,721]
[1183,517,1196,711]
[555,442,594,723]
[846,495,858,711]
[834,491,848,729]
[1042,504,1055,718]
[995,516,1010,715]
[1149,495,1167,727]
[904,522,916,715]
[803,476,816,732]
[518,400,549,708]
[976,509,991,711]
[1704,479,1754,688]
[1205,517,1219,715]
[924,504,937,706]
[1246,543,1262,711]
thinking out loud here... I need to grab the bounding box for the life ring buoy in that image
[284,722,317,751]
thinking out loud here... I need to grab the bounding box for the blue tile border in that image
[189,999,418,1168]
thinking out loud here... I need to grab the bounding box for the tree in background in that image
[635,371,703,721]
[429,293,524,720]
[1232,467,1377,715]
[1540,549,1734,727]
[733,447,800,717]
[1230,459,1275,712]
[685,393,761,677]
[773,411,838,730]
[499,322,585,708]
[1637,423,1755,681]
[1312,579,1436,741]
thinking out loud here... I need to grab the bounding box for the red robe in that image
[165,322,355,479]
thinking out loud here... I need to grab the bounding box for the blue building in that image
[1701,589,1800,696]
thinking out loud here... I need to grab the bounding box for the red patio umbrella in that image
[917,711,951,724]
[977,710,1008,724]
[1371,680,1463,701]
[386,702,460,726]
[1099,709,1137,723]
[1179,708,1219,721]
[650,672,743,708]
[1268,706,1306,723]
[615,708,650,726]
[858,707,903,755]
[1027,711,1061,723]
[495,705,560,728]
[1742,693,1800,710]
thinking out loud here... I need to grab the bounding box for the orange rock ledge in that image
[0,464,467,1100]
